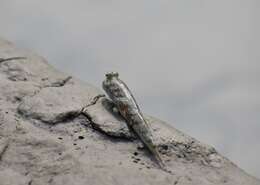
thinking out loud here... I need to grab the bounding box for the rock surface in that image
[0,38,259,185]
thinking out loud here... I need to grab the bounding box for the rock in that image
[0,168,31,185]
[0,37,259,185]
[82,98,135,139]
[17,81,97,124]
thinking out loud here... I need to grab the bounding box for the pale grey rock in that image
[82,98,135,139]
[0,168,31,185]
[17,81,98,124]
[0,37,259,185]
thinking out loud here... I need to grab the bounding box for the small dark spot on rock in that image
[14,96,22,102]
[133,152,138,156]
[186,176,192,181]
[9,78,17,81]
[78,136,84,140]
[28,180,33,185]
[48,178,53,183]
[160,149,168,155]
[58,152,62,155]
[137,146,144,150]
[141,162,145,165]
[146,166,151,169]
[5,112,8,114]
[135,158,141,161]
[74,130,78,133]
[133,160,139,163]
[41,77,48,81]
[58,137,63,140]
[73,143,77,146]
[160,145,168,151]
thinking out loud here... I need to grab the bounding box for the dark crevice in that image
[174,176,181,185]
[0,57,27,64]
[17,93,128,140]
[17,108,82,126]
[17,76,74,105]
[80,110,131,141]
[0,141,9,161]
[43,110,81,125]
[43,76,73,88]
[80,94,105,112]
[28,179,32,185]
[33,94,105,125]
[55,110,81,123]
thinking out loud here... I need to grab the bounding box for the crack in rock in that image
[42,76,73,88]
[22,76,75,103]
[0,57,26,64]
[0,140,9,161]
[0,54,73,84]
[18,108,81,125]
[81,97,135,140]
[174,176,181,185]
[17,76,98,124]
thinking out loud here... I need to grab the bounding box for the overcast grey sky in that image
[1,0,259,178]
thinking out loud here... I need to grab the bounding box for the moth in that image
[102,72,165,169]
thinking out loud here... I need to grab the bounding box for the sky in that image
[0,0,259,178]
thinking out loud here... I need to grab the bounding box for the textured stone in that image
[0,37,259,185]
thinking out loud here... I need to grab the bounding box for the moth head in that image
[105,72,119,80]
